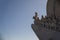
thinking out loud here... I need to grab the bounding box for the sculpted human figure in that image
[33,12,39,20]
[33,12,40,25]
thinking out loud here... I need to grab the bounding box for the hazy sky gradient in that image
[0,0,47,40]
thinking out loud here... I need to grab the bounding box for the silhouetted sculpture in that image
[33,12,40,25]
[33,12,39,21]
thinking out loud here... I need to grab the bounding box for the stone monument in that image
[31,0,60,40]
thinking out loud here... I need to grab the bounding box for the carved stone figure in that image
[33,12,40,25]
[33,12,39,20]
[31,0,60,40]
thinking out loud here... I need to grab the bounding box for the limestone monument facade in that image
[31,0,60,40]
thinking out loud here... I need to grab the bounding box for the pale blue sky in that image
[0,0,47,40]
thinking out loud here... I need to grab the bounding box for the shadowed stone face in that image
[55,0,60,20]
[57,0,60,5]
[57,0,60,3]
[49,38,53,40]
[47,0,60,19]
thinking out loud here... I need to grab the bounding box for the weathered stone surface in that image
[31,0,60,40]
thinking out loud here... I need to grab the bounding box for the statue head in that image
[35,12,38,17]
